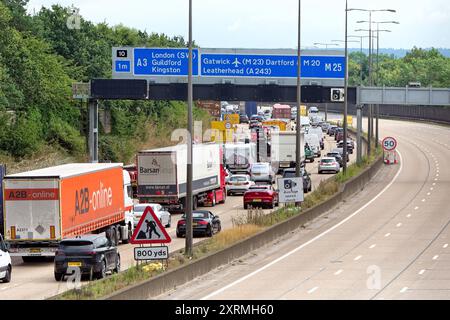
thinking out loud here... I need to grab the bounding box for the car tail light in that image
[198,220,208,225]
[178,220,186,225]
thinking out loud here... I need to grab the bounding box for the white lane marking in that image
[414,206,419,210]
[434,178,438,181]
[421,199,426,202]
[369,244,376,249]
[396,223,402,228]
[433,255,439,260]
[432,183,436,186]
[200,150,405,300]
[354,255,362,261]
[436,174,439,177]
[444,244,448,249]
[406,214,411,218]
[430,187,434,191]
[427,192,431,196]
[307,286,319,294]
[400,287,408,293]
[385,233,391,237]
[334,269,343,276]
[418,269,426,275]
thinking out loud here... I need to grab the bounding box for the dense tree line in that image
[0,1,206,162]
[0,1,449,162]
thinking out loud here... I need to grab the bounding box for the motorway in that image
[157,118,450,300]
[0,124,356,300]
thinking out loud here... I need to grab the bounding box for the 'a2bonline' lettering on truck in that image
[3,163,134,258]
[74,182,113,215]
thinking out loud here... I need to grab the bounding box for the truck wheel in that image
[176,230,183,238]
[244,203,248,210]
[220,191,226,203]
[122,223,132,244]
[2,266,11,283]
[193,196,198,210]
[211,192,216,207]
[54,272,64,282]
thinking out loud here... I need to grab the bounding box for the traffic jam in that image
[0,103,356,290]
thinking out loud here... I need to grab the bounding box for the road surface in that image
[0,125,356,299]
[157,119,450,300]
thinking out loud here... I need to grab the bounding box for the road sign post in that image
[382,136,398,164]
[278,177,304,203]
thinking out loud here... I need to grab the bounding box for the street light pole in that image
[368,11,372,156]
[185,0,193,257]
[343,0,349,173]
[295,0,302,207]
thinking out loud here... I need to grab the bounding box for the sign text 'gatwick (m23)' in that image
[113,48,345,79]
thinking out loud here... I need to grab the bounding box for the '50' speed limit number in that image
[382,137,397,151]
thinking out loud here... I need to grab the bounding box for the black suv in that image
[282,168,312,193]
[54,234,120,281]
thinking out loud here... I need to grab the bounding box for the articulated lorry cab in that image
[2,163,134,260]
[137,143,226,212]
[224,143,257,174]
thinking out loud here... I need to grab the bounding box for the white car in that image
[0,234,12,283]
[226,174,255,195]
[133,203,171,228]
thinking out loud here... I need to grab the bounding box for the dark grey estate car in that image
[54,234,120,281]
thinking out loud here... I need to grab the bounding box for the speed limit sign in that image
[382,137,397,151]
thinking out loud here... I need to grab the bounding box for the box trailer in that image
[272,104,292,120]
[3,163,134,259]
[137,143,226,212]
[224,143,257,174]
[270,131,305,173]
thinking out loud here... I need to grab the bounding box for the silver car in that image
[226,174,255,195]
[250,162,275,184]
[133,203,171,228]
[318,157,340,174]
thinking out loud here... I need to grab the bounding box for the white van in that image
[0,234,12,283]
[308,127,325,150]
[305,133,321,157]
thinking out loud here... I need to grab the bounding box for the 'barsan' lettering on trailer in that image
[175,304,209,318]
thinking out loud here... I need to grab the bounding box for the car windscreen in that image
[59,240,94,250]
[321,159,334,163]
[182,212,209,219]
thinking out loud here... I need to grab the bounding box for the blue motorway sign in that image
[133,48,199,76]
[200,54,345,79]
[115,60,130,73]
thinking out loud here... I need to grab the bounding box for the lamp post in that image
[295,0,302,207]
[185,0,193,257]
[349,8,396,156]
[356,20,398,148]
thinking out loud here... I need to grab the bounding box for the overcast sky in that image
[27,0,450,49]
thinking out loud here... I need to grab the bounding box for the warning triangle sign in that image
[130,205,172,244]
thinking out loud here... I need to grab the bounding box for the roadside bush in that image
[48,116,85,155]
